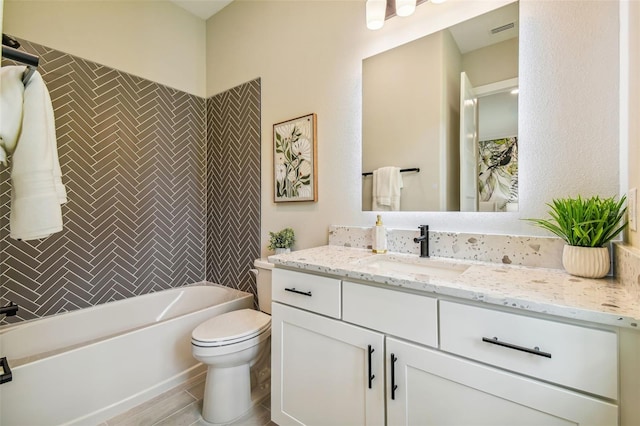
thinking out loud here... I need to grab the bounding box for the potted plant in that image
[268,227,295,254]
[526,195,627,278]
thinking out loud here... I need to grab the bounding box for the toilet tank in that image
[253,258,273,314]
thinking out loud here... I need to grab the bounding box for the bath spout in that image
[0,357,13,384]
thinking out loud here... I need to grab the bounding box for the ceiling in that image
[169,0,233,20]
[448,2,519,54]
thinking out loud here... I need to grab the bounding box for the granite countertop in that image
[268,245,640,330]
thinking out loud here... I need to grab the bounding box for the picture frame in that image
[273,113,317,203]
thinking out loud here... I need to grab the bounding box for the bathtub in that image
[0,283,253,425]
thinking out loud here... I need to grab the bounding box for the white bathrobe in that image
[0,66,67,240]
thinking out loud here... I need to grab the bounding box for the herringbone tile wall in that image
[0,39,260,324]
[206,80,262,299]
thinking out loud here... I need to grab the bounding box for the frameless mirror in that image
[362,2,519,212]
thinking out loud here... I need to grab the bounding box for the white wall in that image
[478,92,518,141]
[462,37,518,87]
[3,0,623,255]
[3,0,206,96]
[443,28,462,211]
[362,32,444,211]
[206,0,620,256]
[625,0,640,248]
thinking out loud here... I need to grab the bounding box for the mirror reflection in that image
[362,2,519,212]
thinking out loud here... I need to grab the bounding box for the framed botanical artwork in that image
[273,113,317,203]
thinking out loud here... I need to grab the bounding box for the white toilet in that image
[191,259,273,424]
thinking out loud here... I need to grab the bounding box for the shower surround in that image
[0,38,261,324]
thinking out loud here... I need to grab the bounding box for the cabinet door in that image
[386,338,618,426]
[272,302,385,426]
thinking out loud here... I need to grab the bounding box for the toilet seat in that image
[192,309,271,348]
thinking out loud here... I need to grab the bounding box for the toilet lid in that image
[192,309,271,344]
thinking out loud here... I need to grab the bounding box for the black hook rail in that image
[1,45,39,67]
[362,167,420,177]
[0,301,19,317]
[2,34,40,85]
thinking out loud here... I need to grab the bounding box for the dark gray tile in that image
[0,37,211,323]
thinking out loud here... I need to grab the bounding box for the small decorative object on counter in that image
[372,215,387,254]
[268,227,295,254]
[526,195,627,278]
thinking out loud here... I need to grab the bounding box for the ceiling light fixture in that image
[366,0,447,30]
[366,0,387,30]
[395,0,416,17]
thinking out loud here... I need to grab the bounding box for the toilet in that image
[191,259,273,424]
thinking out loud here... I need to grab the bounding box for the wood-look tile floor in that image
[103,375,275,426]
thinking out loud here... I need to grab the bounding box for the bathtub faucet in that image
[0,301,19,317]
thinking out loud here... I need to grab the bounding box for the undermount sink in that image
[358,256,469,280]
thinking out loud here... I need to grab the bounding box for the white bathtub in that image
[0,283,253,425]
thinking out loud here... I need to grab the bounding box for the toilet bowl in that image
[191,259,273,424]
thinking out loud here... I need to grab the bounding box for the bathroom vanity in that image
[269,245,640,426]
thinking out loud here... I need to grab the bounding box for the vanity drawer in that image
[439,301,618,399]
[272,268,341,319]
[342,281,438,347]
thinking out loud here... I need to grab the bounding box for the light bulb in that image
[395,0,416,17]
[366,0,386,30]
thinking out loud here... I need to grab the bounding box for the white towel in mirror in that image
[372,166,403,211]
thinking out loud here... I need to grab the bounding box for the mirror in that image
[362,2,519,212]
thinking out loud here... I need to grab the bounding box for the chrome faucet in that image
[413,225,429,258]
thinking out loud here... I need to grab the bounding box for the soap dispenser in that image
[372,215,387,254]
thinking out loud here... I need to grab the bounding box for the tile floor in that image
[103,374,275,426]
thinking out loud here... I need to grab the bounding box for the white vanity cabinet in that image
[386,337,617,426]
[439,301,619,400]
[271,270,385,426]
[271,302,385,426]
[271,268,620,426]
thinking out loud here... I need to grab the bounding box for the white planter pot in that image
[562,245,610,279]
[275,248,291,255]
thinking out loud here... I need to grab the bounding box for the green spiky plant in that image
[526,195,628,247]
[268,227,295,251]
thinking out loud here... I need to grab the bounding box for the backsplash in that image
[1,38,261,323]
[328,225,565,269]
[329,226,640,294]
[614,243,640,300]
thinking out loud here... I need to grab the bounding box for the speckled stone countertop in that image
[269,245,640,330]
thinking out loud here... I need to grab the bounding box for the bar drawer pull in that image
[284,287,312,297]
[368,345,375,389]
[390,353,398,400]
[482,336,552,358]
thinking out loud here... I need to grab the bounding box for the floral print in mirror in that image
[273,113,317,202]
[478,136,518,211]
